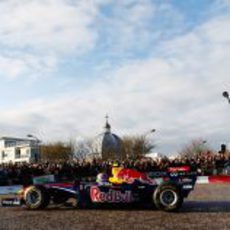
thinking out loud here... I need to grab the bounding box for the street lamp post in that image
[142,129,156,155]
[222,91,230,104]
[196,140,207,155]
[27,134,41,163]
[27,134,40,141]
[200,140,207,150]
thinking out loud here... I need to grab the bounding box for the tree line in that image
[40,136,222,162]
[40,134,155,162]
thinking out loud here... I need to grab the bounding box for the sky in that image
[0,0,230,154]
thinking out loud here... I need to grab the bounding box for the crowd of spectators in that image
[0,150,230,186]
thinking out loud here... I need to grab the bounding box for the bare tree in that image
[121,135,155,160]
[40,141,72,162]
[179,139,211,158]
[74,138,100,161]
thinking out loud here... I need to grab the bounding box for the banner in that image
[208,175,230,183]
[196,176,230,184]
[0,185,23,195]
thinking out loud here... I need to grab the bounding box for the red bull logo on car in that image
[109,167,155,185]
[90,186,133,203]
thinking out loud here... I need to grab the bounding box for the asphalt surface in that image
[1,184,230,230]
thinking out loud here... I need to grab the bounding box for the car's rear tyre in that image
[153,182,183,212]
[24,186,50,210]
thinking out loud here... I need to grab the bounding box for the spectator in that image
[0,149,229,186]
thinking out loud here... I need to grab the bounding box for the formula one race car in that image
[2,167,197,212]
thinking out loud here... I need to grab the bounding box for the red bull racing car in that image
[1,166,197,212]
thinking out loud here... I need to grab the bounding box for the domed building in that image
[93,116,123,160]
[102,118,123,160]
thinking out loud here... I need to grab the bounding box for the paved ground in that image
[1,184,230,230]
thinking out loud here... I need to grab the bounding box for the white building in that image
[0,137,40,164]
[145,152,163,160]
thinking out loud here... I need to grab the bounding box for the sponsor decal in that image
[170,173,178,177]
[181,178,193,183]
[90,186,133,203]
[182,185,193,189]
[168,166,190,172]
[116,169,154,185]
[1,198,21,206]
[33,174,55,184]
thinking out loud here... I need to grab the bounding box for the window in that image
[5,140,16,147]
[15,148,21,159]
[1,151,7,160]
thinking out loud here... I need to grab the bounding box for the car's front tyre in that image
[153,182,183,212]
[24,186,50,210]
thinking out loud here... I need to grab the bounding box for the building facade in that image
[101,120,123,160]
[0,137,40,164]
[91,117,123,160]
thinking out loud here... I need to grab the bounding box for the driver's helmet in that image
[96,173,108,183]
[112,161,120,167]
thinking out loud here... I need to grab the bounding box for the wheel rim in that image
[26,189,41,206]
[159,189,178,207]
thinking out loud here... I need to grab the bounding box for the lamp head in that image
[223,91,229,99]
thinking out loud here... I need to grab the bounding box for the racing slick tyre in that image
[153,182,183,212]
[24,186,50,210]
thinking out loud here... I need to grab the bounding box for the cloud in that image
[0,0,97,55]
[0,0,229,154]
[0,56,26,79]
[0,0,188,79]
[96,0,184,55]
[0,53,57,79]
[0,0,100,79]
